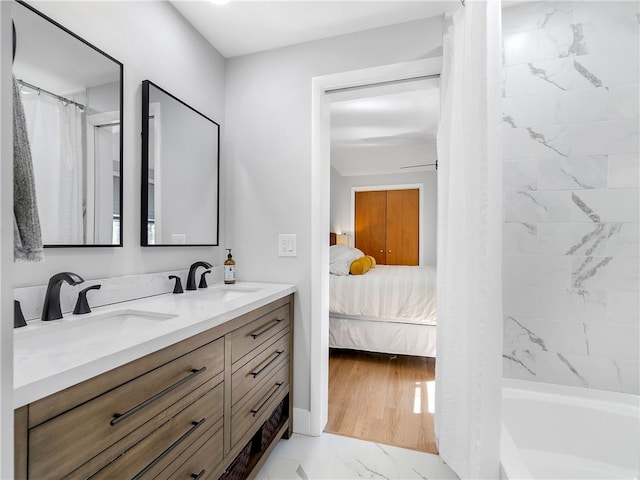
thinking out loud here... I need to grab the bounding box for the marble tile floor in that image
[255,433,459,480]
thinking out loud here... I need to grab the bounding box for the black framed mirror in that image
[12,0,124,247]
[141,80,220,246]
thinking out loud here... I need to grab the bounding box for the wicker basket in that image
[220,440,252,480]
[260,399,285,451]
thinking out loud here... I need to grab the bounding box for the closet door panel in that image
[386,189,419,266]
[355,191,386,265]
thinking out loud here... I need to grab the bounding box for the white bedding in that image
[329,265,437,325]
[329,315,437,357]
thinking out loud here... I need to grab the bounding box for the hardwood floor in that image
[325,349,437,454]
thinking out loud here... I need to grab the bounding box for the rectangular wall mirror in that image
[12,0,124,247]
[141,80,220,246]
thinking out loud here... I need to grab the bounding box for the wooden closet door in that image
[355,191,386,265]
[385,189,419,266]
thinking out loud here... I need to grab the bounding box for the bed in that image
[328,240,437,357]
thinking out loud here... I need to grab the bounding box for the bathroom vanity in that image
[14,283,295,480]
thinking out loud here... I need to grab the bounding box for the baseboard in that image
[292,407,311,435]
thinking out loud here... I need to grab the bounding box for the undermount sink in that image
[202,286,262,302]
[89,310,177,323]
[15,310,178,353]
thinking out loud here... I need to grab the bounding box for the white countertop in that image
[14,281,296,408]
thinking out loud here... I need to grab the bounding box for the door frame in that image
[309,57,442,436]
[85,110,120,244]
[351,183,425,265]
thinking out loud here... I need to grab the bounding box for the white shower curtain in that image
[435,1,503,479]
[22,91,84,244]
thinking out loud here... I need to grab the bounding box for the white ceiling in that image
[13,2,119,95]
[329,77,440,176]
[171,1,450,176]
[170,1,456,58]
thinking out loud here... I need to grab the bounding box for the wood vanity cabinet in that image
[14,294,294,480]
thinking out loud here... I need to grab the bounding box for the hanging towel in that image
[13,74,44,262]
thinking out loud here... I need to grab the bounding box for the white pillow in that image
[329,244,349,263]
[329,245,363,275]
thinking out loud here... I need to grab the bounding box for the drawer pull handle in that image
[251,382,284,417]
[191,469,206,479]
[111,367,207,426]
[132,418,206,480]
[251,350,285,378]
[250,317,284,339]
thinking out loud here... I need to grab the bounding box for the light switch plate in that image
[278,234,297,257]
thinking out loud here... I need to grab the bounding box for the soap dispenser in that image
[224,249,236,284]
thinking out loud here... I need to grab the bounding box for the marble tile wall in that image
[502,1,639,394]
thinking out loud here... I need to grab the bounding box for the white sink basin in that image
[15,310,177,354]
[201,286,262,302]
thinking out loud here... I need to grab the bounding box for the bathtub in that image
[500,378,640,479]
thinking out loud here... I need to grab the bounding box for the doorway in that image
[309,58,442,437]
[310,59,440,450]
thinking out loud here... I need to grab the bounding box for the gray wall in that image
[86,81,120,114]
[1,4,15,473]
[501,1,639,394]
[225,17,444,416]
[330,167,438,265]
[12,1,226,287]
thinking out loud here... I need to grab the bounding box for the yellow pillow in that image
[350,256,372,275]
[366,255,376,268]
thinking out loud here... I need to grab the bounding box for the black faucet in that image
[169,275,184,294]
[199,270,211,289]
[41,272,84,321]
[14,300,27,328]
[186,261,212,290]
[73,284,101,315]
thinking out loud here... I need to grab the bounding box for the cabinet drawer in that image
[231,331,289,406]
[29,338,224,480]
[153,422,223,480]
[229,305,289,364]
[230,363,289,448]
[92,382,224,480]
